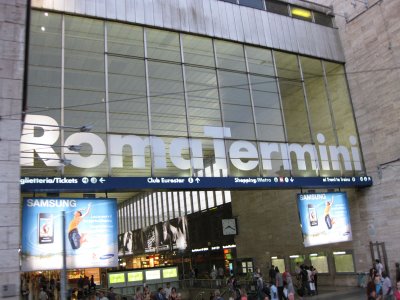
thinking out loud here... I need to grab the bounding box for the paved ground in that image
[299,286,365,300]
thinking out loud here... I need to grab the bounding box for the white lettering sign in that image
[21,115,362,173]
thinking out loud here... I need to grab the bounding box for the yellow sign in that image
[291,8,311,18]
[109,273,125,284]
[127,271,143,282]
[162,267,178,279]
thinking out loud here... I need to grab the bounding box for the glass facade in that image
[23,10,364,180]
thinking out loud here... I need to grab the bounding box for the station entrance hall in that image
[16,0,394,299]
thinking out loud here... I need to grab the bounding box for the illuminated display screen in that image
[127,271,144,282]
[145,269,161,280]
[297,192,352,247]
[109,273,125,284]
[162,267,178,279]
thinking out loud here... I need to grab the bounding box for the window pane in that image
[245,46,275,76]
[148,61,187,136]
[192,191,199,213]
[266,0,289,16]
[185,66,222,137]
[313,11,333,27]
[199,191,207,210]
[179,192,186,216]
[309,254,329,273]
[185,191,192,214]
[64,16,107,176]
[182,35,215,67]
[239,0,264,10]
[146,28,181,62]
[275,52,311,144]
[207,191,215,208]
[107,22,144,57]
[334,253,355,273]
[301,57,337,176]
[271,258,285,273]
[216,191,224,206]
[224,191,232,203]
[289,255,305,273]
[324,62,363,175]
[215,40,246,72]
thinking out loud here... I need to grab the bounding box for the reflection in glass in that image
[182,35,215,67]
[218,71,255,140]
[108,57,148,135]
[275,51,311,144]
[148,61,187,137]
[215,40,246,72]
[146,28,181,62]
[64,16,108,176]
[107,22,144,57]
[246,46,275,76]
[185,66,222,136]
[324,62,362,175]
[301,57,336,176]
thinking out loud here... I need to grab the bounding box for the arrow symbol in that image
[99,177,106,183]
[290,177,294,182]
[195,178,200,183]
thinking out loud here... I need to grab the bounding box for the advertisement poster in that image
[21,198,118,271]
[297,192,352,247]
[142,216,189,253]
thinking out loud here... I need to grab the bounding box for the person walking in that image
[382,271,393,300]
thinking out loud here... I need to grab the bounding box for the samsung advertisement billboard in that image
[21,198,118,271]
[297,192,352,247]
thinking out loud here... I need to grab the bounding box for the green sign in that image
[127,271,144,282]
[162,267,178,279]
[109,273,125,284]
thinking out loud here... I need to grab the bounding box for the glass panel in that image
[207,191,215,208]
[219,71,255,140]
[334,252,355,273]
[313,11,333,27]
[167,192,173,219]
[148,61,187,136]
[271,258,285,273]
[162,192,168,221]
[24,11,62,177]
[289,255,305,273]
[107,22,144,57]
[309,253,329,273]
[157,192,163,223]
[250,75,285,142]
[182,34,215,67]
[179,191,186,216]
[239,0,264,10]
[224,191,232,203]
[173,191,179,218]
[324,62,362,175]
[192,191,199,213]
[216,191,224,206]
[108,57,148,134]
[301,57,337,176]
[245,46,275,76]
[221,0,237,3]
[185,66,222,137]
[64,16,107,176]
[266,0,289,16]
[199,191,207,210]
[291,6,312,21]
[215,40,246,72]
[275,51,311,144]
[185,191,192,214]
[146,28,181,62]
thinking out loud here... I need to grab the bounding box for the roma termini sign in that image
[21,115,363,174]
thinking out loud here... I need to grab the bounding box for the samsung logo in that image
[26,199,77,208]
[299,194,327,201]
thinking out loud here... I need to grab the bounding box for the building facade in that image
[2,0,399,296]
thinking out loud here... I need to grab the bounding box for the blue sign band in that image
[20,176,373,192]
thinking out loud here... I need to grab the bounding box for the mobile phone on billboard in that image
[38,213,54,244]
[308,204,318,227]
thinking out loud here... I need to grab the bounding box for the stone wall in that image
[0,0,26,297]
